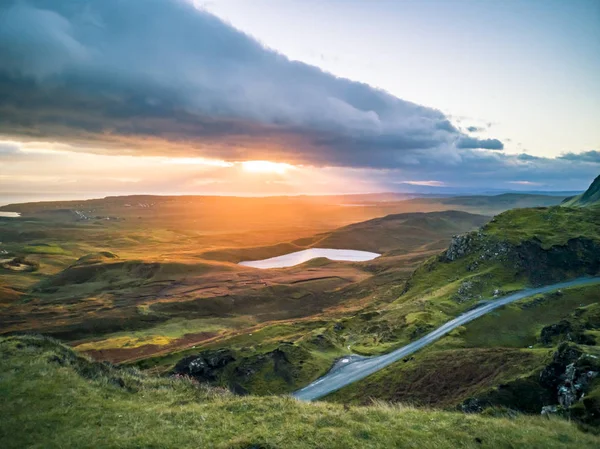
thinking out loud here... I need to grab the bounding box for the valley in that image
[1,182,599,444]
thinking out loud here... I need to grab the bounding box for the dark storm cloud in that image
[558,150,600,163]
[0,0,506,168]
[517,153,542,161]
[456,137,504,150]
[371,150,599,192]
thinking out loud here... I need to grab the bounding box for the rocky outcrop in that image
[461,343,600,423]
[540,344,599,414]
[513,237,600,285]
[172,343,313,394]
[540,319,596,346]
[445,233,478,262]
[453,275,494,303]
[443,231,600,286]
[174,349,235,382]
[443,231,512,265]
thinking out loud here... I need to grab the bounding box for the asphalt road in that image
[293,276,600,401]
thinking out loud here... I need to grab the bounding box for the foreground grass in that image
[2,336,598,449]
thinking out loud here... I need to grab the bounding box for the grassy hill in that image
[0,203,488,369]
[332,205,600,356]
[130,204,600,401]
[403,193,568,215]
[1,335,598,449]
[202,210,489,262]
[323,183,600,423]
[3,191,600,442]
[562,174,600,207]
[304,210,489,254]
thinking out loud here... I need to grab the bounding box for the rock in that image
[539,343,582,390]
[541,405,558,416]
[444,233,477,261]
[173,349,235,382]
[538,343,599,416]
[539,318,597,346]
[461,397,484,413]
[540,320,574,345]
[453,276,490,303]
[514,237,600,285]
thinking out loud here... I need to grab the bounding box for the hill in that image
[562,174,600,207]
[403,193,568,215]
[305,210,489,254]
[202,210,489,262]
[336,205,600,355]
[323,203,600,424]
[1,335,597,449]
[132,205,600,402]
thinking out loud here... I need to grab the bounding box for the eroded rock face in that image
[514,237,600,285]
[539,344,599,416]
[540,320,575,346]
[443,232,600,286]
[539,343,583,390]
[173,349,235,382]
[462,343,599,422]
[540,319,596,346]
[445,233,478,262]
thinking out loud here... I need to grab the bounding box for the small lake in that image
[0,212,20,218]
[239,248,380,269]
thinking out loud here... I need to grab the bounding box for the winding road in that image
[293,277,600,401]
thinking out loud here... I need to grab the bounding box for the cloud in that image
[0,142,21,156]
[508,181,543,186]
[401,180,445,187]
[558,150,600,163]
[456,137,504,150]
[516,153,541,161]
[0,0,504,169]
[466,126,482,132]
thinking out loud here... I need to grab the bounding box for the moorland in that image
[2,182,600,448]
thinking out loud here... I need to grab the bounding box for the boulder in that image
[174,349,236,382]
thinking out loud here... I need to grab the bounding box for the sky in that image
[0,0,598,200]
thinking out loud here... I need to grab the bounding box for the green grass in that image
[134,320,349,394]
[450,284,600,349]
[483,206,600,248]
[1,335,598,449]
[326,346,548,407]
[22,243,71,255]
[74,317,257,351]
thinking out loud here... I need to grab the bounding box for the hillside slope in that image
[336,205,600,355]
[1,335,598,449]
[203,210,489,262]
[404,193,567,215]
[562,174,600,207]
[307,210,489,253]
[142,205,599,397]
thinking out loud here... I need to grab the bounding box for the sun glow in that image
[241,160,294,174]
